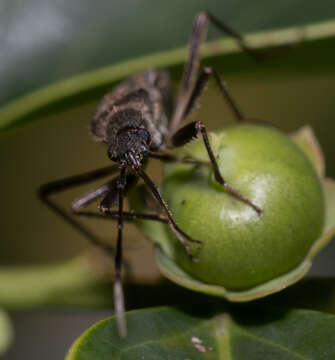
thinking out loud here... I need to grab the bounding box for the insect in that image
[39,12,265,337]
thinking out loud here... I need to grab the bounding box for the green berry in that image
[162,124,325,290]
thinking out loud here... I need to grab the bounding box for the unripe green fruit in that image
[162,124,325,290]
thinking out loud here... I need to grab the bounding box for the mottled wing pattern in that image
[91,70,171,150]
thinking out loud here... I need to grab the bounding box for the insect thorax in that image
[91,70,171,151]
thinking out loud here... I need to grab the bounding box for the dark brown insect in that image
[39,12,263,337]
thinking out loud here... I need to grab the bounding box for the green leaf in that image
[1,1,335,131]
[66,306,335,360]
[0,309,13,356]
[2,0,335,106]
[0,253,115,309]
[290,126,325,178]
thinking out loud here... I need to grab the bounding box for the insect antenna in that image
[114,166,127,337]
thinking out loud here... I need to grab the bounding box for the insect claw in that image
[99,204,110,214]
[223,183,262,215]
[183,243,198,263]
[190,238,202,244]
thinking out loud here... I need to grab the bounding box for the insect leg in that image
[70,174,138,255]
[73,210,168,223]
[135,168,201,262]
[38,165,118,255]
[170,11,295,132]
[171,121,262,214]
[97,174,138,213]
[182,66,245,123]
[114,167,127,337]
[73,173,168,223]
[170,11,258,132]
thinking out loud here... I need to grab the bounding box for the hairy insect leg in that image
[171,121,262,214]
[38,165,118,255]
[135,167,201,262]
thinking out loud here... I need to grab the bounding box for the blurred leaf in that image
[66,306,335,360]
[0,253,116,309]
[0,309,13,356]
[2,252,335,320]
[2,0,335,106]
[1,0,335,130]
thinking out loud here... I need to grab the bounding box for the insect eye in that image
[107,146,117,161]
[138,128,151,144]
